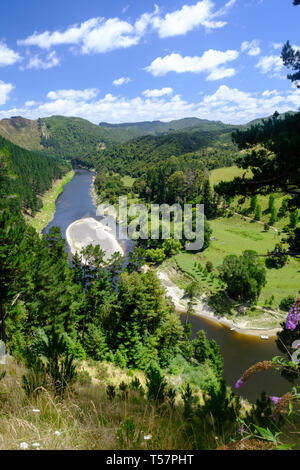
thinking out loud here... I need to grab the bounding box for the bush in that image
[206,261,213,272]
[266,243,289,269]
[218,250,266,303]
[146,364,167,402]
[279,296,295,312]
[146,248,166,264]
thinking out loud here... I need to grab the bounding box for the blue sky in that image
[0,0,299,124]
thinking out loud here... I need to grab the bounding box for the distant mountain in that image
[0,112,295,167]
[0,116,141,165]
[99,117,236,136]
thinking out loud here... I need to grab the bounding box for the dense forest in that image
[0,135,70,214]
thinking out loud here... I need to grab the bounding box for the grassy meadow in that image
[26,170,75,233]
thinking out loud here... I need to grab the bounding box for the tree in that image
[0,211,27,341]
[250,195,258,212]
[218,250,266,303]
[270,207,277,225]
[290,209,299,228]
[215,112,300,254]
[282,41,300,88]
[203,180,215,219]
[268,194,275,212]
[254,204,262,221]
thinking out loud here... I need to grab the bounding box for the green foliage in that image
[266,243,289,269]
[192,330,223,379]
[106,384,116,400]
[290,209,299,228]
[270,207,277,225]
[281,40,300,88]
[116,417,143,450]
[0,135,69,214]
[218,250,267,303]
[279,296,295,311]
[84,324,108,360]
[254,204,262,221]
[22,329,77,397]
[145,248,166,264]
[146,364,167,402]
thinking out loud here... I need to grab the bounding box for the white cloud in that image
[17,1,236,55]
[145,50,239,77]
[272,42,283,50]
[0,42,21,67]
[47,88,98,101]
[1,84,299,125]
[152,0,224,38]
[0,81,14,106]
[23,51,60,70]
[255,55,284,77]
[142,87,173,98]
[206,67,236,80]
[25,100,37,107]
[241,40,261,56]
[113,77,131,86]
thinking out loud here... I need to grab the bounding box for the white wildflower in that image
[144,434,152,440]
[20,442,29,449]
[54,431,61,436]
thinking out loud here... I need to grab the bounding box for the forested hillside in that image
[0,112,292,169]
[0,135,70,214]
[93,127,237,177]
[99,117,237,136]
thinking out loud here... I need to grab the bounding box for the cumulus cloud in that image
[22,51,60,70]
[152,0,224,38]
[0,81,14,106]
[1,85,299,125]
[142,87,173,98]
[206,67,236,80]
[17,1,236,55]
[47,88,98,101]
[241,40,261,56]
[113,77,131,86]
[145,50,239,77]
[0,42,21,67]
[255,55,284,77]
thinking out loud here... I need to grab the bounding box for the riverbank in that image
[66,217,124,263]
[26,170,75,233]
[157,268,282,338]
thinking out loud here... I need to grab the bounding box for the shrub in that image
[218,250,266,303]
[146,364,167,402]
[279,296,295,312]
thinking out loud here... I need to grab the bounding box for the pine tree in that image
[270,207,277,225]
[268,194,275,212]
[250,195,258,212]
[290,209,299,228]
[255,204,262,220]
[203,180,214,219]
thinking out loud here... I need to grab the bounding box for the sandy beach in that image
[157,270,281,338]
[66,217,124,263]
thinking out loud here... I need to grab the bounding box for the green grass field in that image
[164,166,300,320]
[27,170,75,233]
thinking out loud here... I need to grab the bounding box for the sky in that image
[0,0,299,125]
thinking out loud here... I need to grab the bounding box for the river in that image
[44,169,291,402]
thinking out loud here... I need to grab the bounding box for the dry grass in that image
[0,360,193,451]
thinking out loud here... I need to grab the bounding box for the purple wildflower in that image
[235,378,244,389]
[270,396,281,405]
[285,299,300,331]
